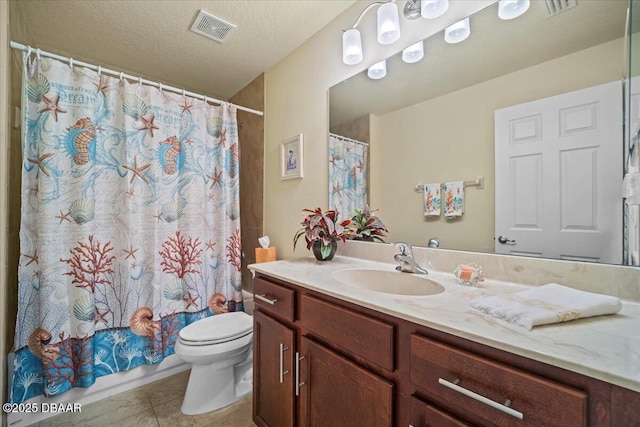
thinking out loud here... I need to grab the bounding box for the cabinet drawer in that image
[299,294,394,371]
[254,277,295,323]
[410,334,587,427]
[410,395,471,427]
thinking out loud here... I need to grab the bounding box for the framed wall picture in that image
[280,134,304,180]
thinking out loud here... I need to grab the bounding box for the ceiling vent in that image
[190,10,236,44]
[544,0,577,17]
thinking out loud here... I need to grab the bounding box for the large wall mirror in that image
[329,0,632,265]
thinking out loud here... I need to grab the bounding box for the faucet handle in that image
[395,242,413,256]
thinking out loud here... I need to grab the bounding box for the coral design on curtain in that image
[328,133,368,221]
[12,55,243,403]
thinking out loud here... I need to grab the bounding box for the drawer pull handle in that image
[256,294,278,305]
[279,343,289,383]
[438,378,523,420]
[295,352,306,396]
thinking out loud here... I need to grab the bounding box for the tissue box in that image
[255,247,276,263]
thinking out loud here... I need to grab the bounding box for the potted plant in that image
[349,206,388,242]
[293,207,351,261]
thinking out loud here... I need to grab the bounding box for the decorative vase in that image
[312,240,337,261]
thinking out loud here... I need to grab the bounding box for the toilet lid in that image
[179,311,252,344]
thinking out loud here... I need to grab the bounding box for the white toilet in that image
[175,311,253,415]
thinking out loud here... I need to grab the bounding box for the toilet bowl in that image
[175,311,253,415]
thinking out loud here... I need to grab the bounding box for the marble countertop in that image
[248,256,640,393]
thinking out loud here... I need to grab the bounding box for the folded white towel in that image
[467,283,622,330]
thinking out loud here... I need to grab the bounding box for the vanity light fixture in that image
[402,40,424,63]
[343,28,363,65]
[377,2,401,44]
[444,17,470,44]
[498,0,530,20]
[421,0,449,19]
[368,59,387,79]
[342,1,402,65]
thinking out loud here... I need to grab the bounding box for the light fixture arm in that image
[346,1,386,30]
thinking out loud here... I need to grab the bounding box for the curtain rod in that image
[10,41,264,117]
[329,132,369,146]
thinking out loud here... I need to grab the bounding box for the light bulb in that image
[377,2,401,45]
[498,0,530,20]
[421,0,449,19]
[368,60,387,80]
[402,40,424,64]
[342,28,363,65]
[444,17,470,44]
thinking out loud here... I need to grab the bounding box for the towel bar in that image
[414,176,484,192]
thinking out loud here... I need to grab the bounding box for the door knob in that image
[497,235,516,244]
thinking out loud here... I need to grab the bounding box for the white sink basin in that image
[331,268,445,296]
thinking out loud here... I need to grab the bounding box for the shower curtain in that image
[11,54,243,403]
[328,133,368,221]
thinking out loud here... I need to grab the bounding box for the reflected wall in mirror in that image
[329,0,630,264]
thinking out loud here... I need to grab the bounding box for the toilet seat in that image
[179,311,253,346]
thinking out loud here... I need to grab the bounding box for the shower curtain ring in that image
[26,46,32,57]
[182,89,186,97]
[69,57,74,68]
[138,76,142,86]
[119,72,124,81]
[36,48,41,60]
[158,82,163,92]
[97,66,102,76]
[204,95,208,104]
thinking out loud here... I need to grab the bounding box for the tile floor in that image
[38,370,255,427]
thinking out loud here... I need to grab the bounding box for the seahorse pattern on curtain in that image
[12,55,243,403]
[328,133,368,221]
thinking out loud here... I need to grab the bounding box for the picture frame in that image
[280,133,304,180]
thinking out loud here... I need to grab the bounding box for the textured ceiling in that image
[11,0,357,100]
[330,0,629,126]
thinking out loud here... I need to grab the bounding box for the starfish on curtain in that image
[23,250,39,266]
[94,77,109,96]
[179,100,194,114]
[40,94,67,122]
[137,114,159,138]
[207,167,223,190]
[122,245,138,260]
[332,183,344,198]
[122,155,151,184]
[27,152,55,177]
[55,210,72,225]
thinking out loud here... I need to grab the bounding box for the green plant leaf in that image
[321,243,332,259]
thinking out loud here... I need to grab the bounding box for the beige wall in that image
[264,1,492,260]
[371,38,624,252]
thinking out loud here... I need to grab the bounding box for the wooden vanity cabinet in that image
[254,309,295,427]
[253,273,640,427]
[253,275,394,427]
[298,336,394,427]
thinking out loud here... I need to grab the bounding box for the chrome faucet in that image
[394,242,428,274]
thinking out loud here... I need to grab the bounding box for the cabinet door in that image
[410,395,472,427]
[254,309,295,427]
[298,336,393,427]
